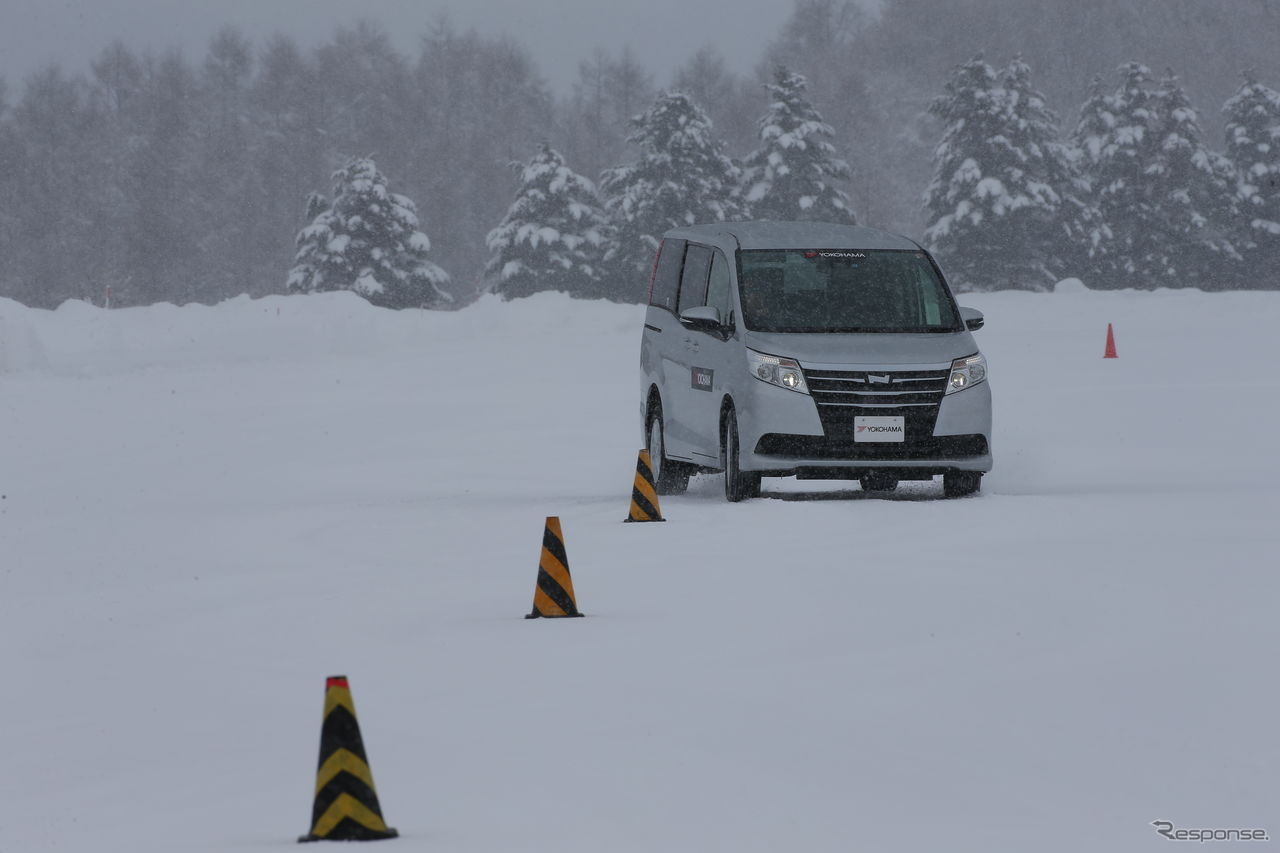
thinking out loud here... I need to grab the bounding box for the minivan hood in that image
[742,330,977,369]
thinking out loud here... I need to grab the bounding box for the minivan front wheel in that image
[722,410,761,502]
[647,406,690,495]
[943,470,982,498]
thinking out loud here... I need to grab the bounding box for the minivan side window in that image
[678,244,713,315]
[706,250,733,323]
[649,239,686,313]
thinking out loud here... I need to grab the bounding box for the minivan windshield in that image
[737,249,961,333]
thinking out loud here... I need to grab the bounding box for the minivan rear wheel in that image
[647,406,690,495]
[722,410,761,502]
[943,470,982,498]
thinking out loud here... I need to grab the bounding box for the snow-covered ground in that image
[2,287,1277,852]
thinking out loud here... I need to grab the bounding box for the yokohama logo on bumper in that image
[854,416,905,442]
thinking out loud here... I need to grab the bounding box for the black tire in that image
[647,405,690,495]
[943,470,982,498]
[859,472,899,493]
[722,410,761,502]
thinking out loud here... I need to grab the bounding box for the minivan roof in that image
[664,220,922,252]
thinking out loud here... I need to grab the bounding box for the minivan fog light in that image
[946,353,988,395]
[747,348,810,395]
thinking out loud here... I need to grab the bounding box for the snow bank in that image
[0,291,643,377]
[0,298,50,373]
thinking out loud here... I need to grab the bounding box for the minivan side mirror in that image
[959,306,985,331]
[679,305,724,332]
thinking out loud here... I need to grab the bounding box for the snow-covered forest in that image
[1,0,1277,308]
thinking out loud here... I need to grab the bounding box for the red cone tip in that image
[325,676,350,688]
[1104,323,1117,358]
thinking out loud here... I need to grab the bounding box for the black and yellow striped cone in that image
[526,516,584,618]
[623,449,665,522]
[298,676,398,843]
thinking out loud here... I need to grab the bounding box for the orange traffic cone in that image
[1103,323,1117,358]
[623,449,665,522]
[526,516,583,618]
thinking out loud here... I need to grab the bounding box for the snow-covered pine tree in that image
[483,143,607,300]
[1148,70,1241,289]
[923,56,1004,290]
[1072,76,1115,170]
[741,65,856,223]
[1068,75,1119,280]
[997,57,1097,286]
[1223,76,1280,285]
[598,91,744,301]
[1073,63,1241,289]
[923,56,1083,291]
[1070,63,1161,288]
[287,157,450,308]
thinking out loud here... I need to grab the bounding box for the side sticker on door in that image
[691,367,714,392]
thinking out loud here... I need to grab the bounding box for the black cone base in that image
[299,820,399,842]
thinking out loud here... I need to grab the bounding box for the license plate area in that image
[854,416,905,442]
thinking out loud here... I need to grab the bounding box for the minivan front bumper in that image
[737,375,992,477]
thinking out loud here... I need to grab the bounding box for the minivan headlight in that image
[747,348,809,394]
[946,353,987,394]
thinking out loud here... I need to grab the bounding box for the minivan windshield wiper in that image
[738,249,962,334]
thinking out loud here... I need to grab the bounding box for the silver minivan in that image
[638,221,992,501]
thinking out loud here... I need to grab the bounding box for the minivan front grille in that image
[804,367,949,441]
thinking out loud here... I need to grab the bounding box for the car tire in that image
[943,470,982,498]
[647,405,690,495]
[722,410,761,502]
[859,472,899,493]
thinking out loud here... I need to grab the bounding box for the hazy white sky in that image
[0,0,799,94]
